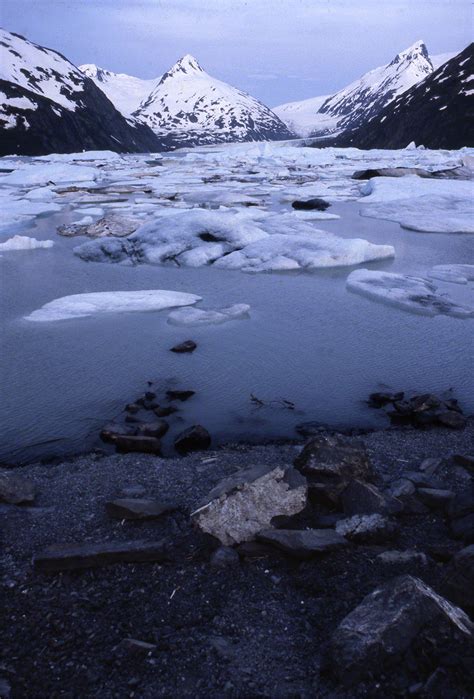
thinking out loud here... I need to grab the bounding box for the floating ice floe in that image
[359,176,474,233]
[0,162,97,187]
[25,290,201,322]
[0,235,54,251]
[74,207,394,273]
[346,269,474,318]
[168,304,250,326]
[429,264,474,284]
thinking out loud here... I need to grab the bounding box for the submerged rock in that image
[329,575,474,687]
[166,390,195,402]
[174,425,211,455]
[192,463,307,546]
[291,197,331,211]
[170,340,197,353]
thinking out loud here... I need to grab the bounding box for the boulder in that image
[135,421,169,439]
[192,464,307,546]
[154,405,178,418]
[329,575,474,686]
[174,425,211,455]
[170,340,197,353]
[291,197,331,211]
[113,435,162,455]
[341,479,392,516]
[417,487,454,510]
[437,411,467,429]
[34,539,169,571]
[257,528,347,559]
[0,471,35,505]
[444,544,474,609]
[452,454,474,472]
[377,550,428,565]
[451,514,474,543]
[368,391,404,407]
[448,491,474,542]
[106,499,178,520]
[294,434,372,505]
[336,514,397,544]
[166,390,195,402]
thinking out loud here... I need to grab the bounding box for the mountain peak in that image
[80,64,111,81]
[158,54,204,85]
[392,40,431,66]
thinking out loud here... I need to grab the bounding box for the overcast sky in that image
[1,0,471,106]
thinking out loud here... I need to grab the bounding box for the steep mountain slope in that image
[332,44,474,149]
[317,41,434,132]
[134,55,293,146]
[79,64,159,116]
[0,28,167,156]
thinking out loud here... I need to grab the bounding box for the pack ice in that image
[168,304,250,326]
[359,177,474,233]
[429,264,474,284]
[0,235,54,251]
[74,208,395,272]
[346,269,474,318]
[25,290,202,322]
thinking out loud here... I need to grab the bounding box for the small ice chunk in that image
[25,290,202,322]
[168,304,250,326]
[346,269,474,318]
[0,235,54,251]
[428,264,474,284]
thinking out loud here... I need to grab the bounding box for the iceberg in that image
[25,290,202,322]
[168,304,250,326]
[346,269,474,318]
[0,235,54,251]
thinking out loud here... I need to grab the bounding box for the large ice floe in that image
[0,235,54,251]
[346,269,474,318]
[24,290,201,322]
[167,304,250,326]
[74,208,395,272]
[359,176,474,233]
[429,264,474,284]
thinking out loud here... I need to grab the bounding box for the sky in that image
[1,0,472,106]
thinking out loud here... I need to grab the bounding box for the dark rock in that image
[377,550,428,565]
[336,514,397,544]
[114,435,162,455]
[34,539,169,571]
[341,479,390,516]
[170,340,197,353]
[291,197,331,211]
[450,513,474,543]
[437,411,467,429]
[329,575,474,686]
[175,425,211,455]
[312,513,344,529]
[0,471,35,505]
[0,679,11,698]
[419,457,443,475]
[99,423,135,444]
[389,478,429,514]
[295,422,326,438]
[448,490,474,521]
[236,541,274,558]
[145,391,156,401]
[210,546,240,568]
[444,544,474,609]
[154,405,178,418]
[417,488,454,510]
[368,391,404,407]
[135,421,169,439]
[106,499,178,520]
[401,471,442,488]
[166,390,195,402]
[126,403,140,414]
[192,463,307,545]
[452,454,474,472]
[294,434,372,505]
[426,542,461,563]
[256,528,347,559]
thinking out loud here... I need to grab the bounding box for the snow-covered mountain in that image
[79,64,159,116]
[0,28,168,156]
[334,44,474,149]
[275,41,437,137]
[133,54,293,146]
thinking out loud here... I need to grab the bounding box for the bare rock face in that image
[192,464,307,546]
[294,435,372,505]
[0,471,35,505]
[330,575,474,688]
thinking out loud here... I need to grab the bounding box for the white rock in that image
[24,290,202,322]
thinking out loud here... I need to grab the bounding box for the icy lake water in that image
[1,143,473,463]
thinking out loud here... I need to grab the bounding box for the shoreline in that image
[2,418,473,697]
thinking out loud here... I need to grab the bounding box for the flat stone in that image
[192,464,307,546]
[377,550,428,565]
[330,575,474,686]
[114,435,162,455]
[106,499,178,520]
[444,544,474,609]
[257,528,347,559]
[0,471,35,505]
[336,514,397,544]
[34,539,169,572]
[170,340,197,353]
[175,425,211,455]
[419,457,443,475]
[294,434,372,505]
[341,479,389,516]
[417,488,454,510]
[166,390,195,402]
